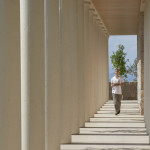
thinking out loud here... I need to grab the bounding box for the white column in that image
[84,1,91,121]
[20,0,45,150]
[98,24,109,105]
[44,0,61,149]
[0,0,20,149]
[97,25,102,108]
[95,19,100,111]
[77,0,85,127]
[89,9,94,116]
[70,0,80,134]
[60,0,84,142]
[59,0,74,143]
[104,35,109,101]
[137,12,144,115]
[98,22,103,106]
[92,13,97,115]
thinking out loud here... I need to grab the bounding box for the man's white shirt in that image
[111,76,123,94]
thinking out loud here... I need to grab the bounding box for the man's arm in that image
[113,83,121,86]
[111,83,114,87]
[111,78,114,87]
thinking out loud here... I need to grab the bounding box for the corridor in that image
[1,0,150,149]
[61,100,150,149]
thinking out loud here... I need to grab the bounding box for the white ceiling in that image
[92,0,141,35]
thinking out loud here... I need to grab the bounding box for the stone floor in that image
[60,100,150,150]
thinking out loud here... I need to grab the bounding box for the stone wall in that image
[109,82,137,100]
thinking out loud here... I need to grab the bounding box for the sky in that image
[108,35,137,81]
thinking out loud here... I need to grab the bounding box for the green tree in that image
[127,57,137,81]
[110,44,129,79]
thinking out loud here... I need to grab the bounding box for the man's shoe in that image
[115,110,120,115]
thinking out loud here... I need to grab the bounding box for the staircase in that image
[60,100,150,150]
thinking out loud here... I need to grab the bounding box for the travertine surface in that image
[61,100,150,150]
[137,12,144,115]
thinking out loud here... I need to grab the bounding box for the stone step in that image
[101,107,139,110]
[79,127,147,135]
[71,135,149,144]
[105,100,138,104]
[100,108,140,111]
[104,103,139,106]
[85,122,145,128]
[60,100,148,149]
[97,110,140,114]
[101,105,139,109]
[106,100,138,103]
[94,114,144,118]
[90,117,144,122]
[60,144,150,150]
[103,105,139,107]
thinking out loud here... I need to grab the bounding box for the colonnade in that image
[45,1,109,149]
[0,0,109,150]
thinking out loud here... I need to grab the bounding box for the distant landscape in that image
[109,36,137,82]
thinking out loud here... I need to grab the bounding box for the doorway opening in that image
[108,35,137,100]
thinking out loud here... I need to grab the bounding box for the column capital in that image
[89,8,95,12]
[84,0,91,5]
[93,14,98,17]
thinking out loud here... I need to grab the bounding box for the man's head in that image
[115,68,119,76]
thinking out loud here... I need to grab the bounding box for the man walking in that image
[111,68,124,115]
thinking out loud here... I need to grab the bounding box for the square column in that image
[137,12,144,115]
[20,0,45,149]
[0,0,21,149]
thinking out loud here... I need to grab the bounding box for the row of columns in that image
[45,1,109,149]
[0,0,109,150]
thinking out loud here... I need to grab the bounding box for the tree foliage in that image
[110,44,129,79]
[127,57,137,81]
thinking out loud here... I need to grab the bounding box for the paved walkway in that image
[61,100,150,150]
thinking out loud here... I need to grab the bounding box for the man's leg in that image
[112,93,117,113]
[118,94,122,111]
[116,94,122,113]
[116,94,119,113]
